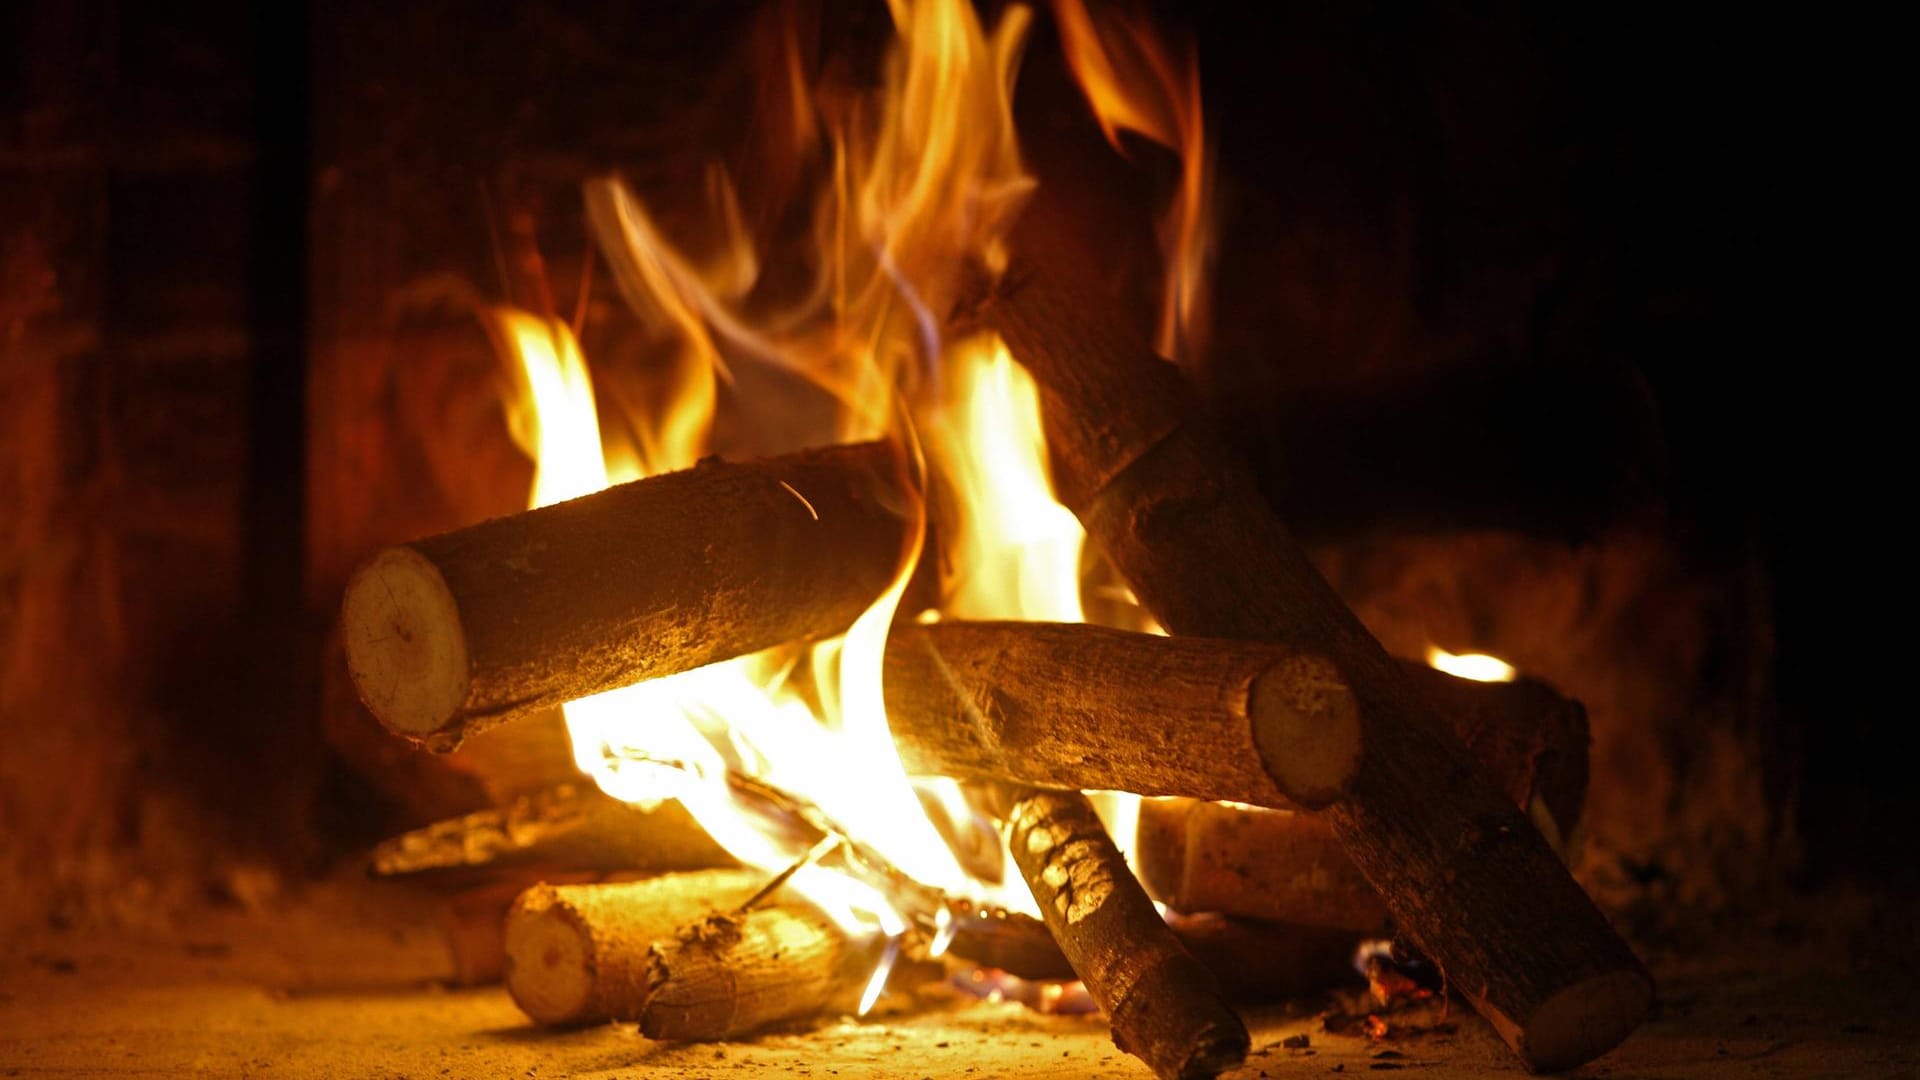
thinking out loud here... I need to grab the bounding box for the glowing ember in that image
[1426,646,1518,683]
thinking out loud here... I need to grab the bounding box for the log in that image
[369,783,733,888]
[1136,799,1387,934]
[342,441,912,749]
[980,208,1650,1073]
[1003,786,1248,1080]
[503,870,782,1025]
[1135,669,1590,930]
[885,621,1360,808]
[884,622,1584,813]
[946,905,1358,1002]
[640,903,866,1040]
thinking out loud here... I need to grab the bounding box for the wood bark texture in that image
[982,208,1649,1073]
[1004,787,1249,1080]
[342,441,911,748]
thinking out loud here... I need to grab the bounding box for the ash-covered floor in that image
[3,878,1915,1079]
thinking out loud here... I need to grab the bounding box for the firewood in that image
[1002,786,1248,1080]
[885,621,1359,808]
[640,903,867,1040]
[1135,668,1590,930]
[1136,799,1386,933]
[502,870,775,1025]
[884,622,1585,813]
[369,783,733,888]
[980,208,1650,1073]
[342,441,912,749]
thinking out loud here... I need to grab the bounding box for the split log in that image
[886,621,1360,808]
[1003,786,1248,1080]
[885,621,1585,814]
[342,441,912,749]
[369,783,732,888]
[981,208,1650,1073]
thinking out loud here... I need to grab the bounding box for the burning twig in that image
[884,620,1362,809]
[1001,786,1249,1080]
[979,204,1650,1073]
[341,441,912,749]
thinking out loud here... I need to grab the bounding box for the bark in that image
[1003,787,1248,1080]
[502,870,776,1026]
[981,207,1649,1072]
[342,441,912,749]
[369,783,733,888]
[640,903,866,1040]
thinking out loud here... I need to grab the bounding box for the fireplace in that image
[2,2,1911,1078]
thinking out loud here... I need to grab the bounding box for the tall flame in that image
[1052,0,1214,366]
[480,0,1214,1006]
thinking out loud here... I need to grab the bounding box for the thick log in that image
[342,441,912,749]
[1135,669,1590,929]
[886,621,1359,808]
[640,903,866,1040]
[503,870,778,1025]
[369,783,733,888]
[981,210,1650,1073]
[1003,787,1248,1080]
[885,622,1584,814]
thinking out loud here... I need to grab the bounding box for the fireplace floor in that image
[3,878,1914,1078]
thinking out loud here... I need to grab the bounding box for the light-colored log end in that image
[1486,969,1652,1074]
[1247,653,1364,808]
[342,546,470,743]
[502,884,597,1026]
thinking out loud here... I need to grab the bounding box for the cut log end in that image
[1498,970,1653,1074]
[1248,652,1363,808]
[342,546,469,740]
[501,884,596,1025]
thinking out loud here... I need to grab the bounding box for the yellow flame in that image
[1426,646,1518,683]
[1052,0,1213,366]
[482,0,1216,995]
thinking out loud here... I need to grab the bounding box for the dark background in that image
[2,0,1902,939]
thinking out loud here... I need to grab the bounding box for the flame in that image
[1426,646,1518,683]
[1052,0,1214,366]
[479,0,1215,1005]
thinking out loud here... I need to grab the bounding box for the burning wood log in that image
[369,783,733,887]
[342,441,912,749]
[884,621,1584,813]
[503,869,860,1031]
[885,621,1360,808]
[979,210,1651,1073]
[1134,666,1591,930]
[1002,786,1248,1080]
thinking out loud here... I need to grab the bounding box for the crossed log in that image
[344,228,1646,1076]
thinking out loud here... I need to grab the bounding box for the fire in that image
[1426,646,1519,683]
[1052,0,1213,366]
[482,0,1213,1010]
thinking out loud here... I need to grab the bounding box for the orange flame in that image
[480,0,1216,1002]
[1052,0,1214,366]
[1426,646,1518,683]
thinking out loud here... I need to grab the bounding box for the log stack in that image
[345,225,1646,1077]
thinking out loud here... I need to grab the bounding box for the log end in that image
[1248,653,1363,808]
[1484,969,1652,1074]
[502,884,597,1026]
[342,546,471,745]
[1107,953,1250,1080]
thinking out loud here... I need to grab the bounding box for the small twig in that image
[737,833,842,914]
